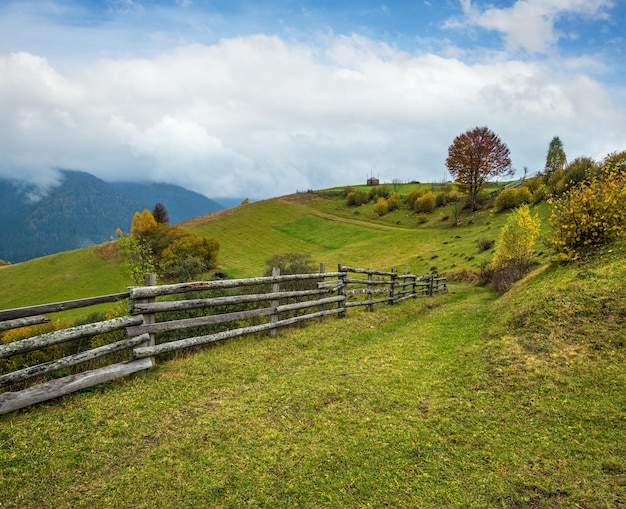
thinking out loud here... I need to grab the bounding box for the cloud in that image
[450,0,614,53]
[1,32,624,199]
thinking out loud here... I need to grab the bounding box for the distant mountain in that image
[0,170,226,263]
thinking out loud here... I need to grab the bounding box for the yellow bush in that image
[387,192,401,212]
[375,197,389,216]
[549,161,626,258]
[414,191,435,213]
[492,204,540,270]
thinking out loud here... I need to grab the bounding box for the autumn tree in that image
[445,126,513,209]
[544,136,567,182]
[131,209,157,238]
[152,202,169,224]
[489,204,540,292]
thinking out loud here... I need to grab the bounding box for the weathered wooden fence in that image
[0,265,446,415]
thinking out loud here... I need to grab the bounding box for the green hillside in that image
[0,188,624,507]
[0,189,549,309]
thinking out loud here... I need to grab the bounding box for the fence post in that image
[367,269,373,312]
[270,267,280,337]
[318,262,326,322]
[338,264,347,318]
[403,267,409,300]
[389,268,397,304]
[428,273,434,296]
[138,273,156,359]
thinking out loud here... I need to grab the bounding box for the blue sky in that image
[0,0,624,198]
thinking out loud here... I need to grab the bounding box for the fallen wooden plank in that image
[0,358,153,416]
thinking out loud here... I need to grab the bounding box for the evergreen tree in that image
[544,136,567,181]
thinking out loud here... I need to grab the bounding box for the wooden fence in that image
[0,265,446,415]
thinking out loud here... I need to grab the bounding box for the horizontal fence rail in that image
[0,265,446,415]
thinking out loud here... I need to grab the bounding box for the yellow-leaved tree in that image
[130,209,157,238]
[490,204,540,292]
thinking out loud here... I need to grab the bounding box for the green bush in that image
[435,192,447,208]
[368,185,390,201]
[160,235,219,281]
[547,156,596,195]
[346,190,369,206]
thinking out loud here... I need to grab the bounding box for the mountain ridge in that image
[0,170,228,263]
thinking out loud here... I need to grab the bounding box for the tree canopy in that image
[544,136,567,179]
[445,126,513,209]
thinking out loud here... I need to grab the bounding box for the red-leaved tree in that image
[446,126,513,209]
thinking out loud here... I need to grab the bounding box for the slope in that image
[1,243,624,507]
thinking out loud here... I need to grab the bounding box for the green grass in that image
[0,190,624,508]
[273,215,381,250]
[0,245,129,319]
[1,248,624,507]
[0,190,550,310]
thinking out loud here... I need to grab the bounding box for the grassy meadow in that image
[0,188,625,508]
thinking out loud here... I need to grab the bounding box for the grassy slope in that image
[0,191,549,309]
[0,193,624,508]
[0,244,128,311]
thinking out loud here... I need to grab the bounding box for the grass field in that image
[0,191,624,508]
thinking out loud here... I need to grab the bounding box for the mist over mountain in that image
[0,170,227,263]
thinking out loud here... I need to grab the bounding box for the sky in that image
[0,0,625,200]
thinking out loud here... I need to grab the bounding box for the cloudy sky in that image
[1,0,624,199]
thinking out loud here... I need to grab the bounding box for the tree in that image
[489,204,540,292]
[130,209,157,238]
[152,202,169,224]
[446,126,513,209]
[544,136,567,182]
[160,235,220,282]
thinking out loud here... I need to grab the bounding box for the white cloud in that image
[451,0,614,53]
[1,32,624,199]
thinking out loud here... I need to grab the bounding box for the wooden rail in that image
[0,266,446,415]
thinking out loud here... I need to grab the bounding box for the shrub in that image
[490,204,540,292]
[476,238,495,251]
[414,191,436,214]
[548,156,596,195]
[160,235,219,281]
[416,214,429,224]
[369,185,390,201]
[1,321,72,384]
[264,252,317,277]
[549,160,626,258]
[475,189,490,208]
[387,192,401,212]
[375,197,389,216]
[531,183,547,204]
[435,192,447,208]
[346,190,369,206]
[495,187,532,212]
[264,253,318,295]
[404,189,423,209]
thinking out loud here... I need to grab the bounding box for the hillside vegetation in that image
[0,180,625,507]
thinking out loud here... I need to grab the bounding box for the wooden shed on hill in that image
[367,177,379,186]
